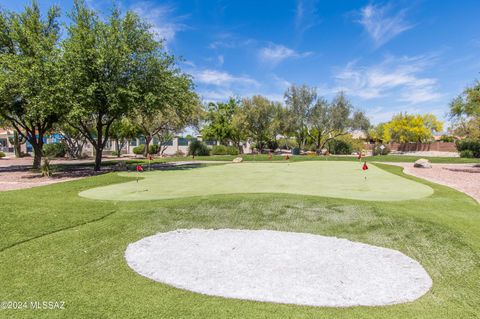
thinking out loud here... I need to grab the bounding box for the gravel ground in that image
[0,170,96,191]
[391,151,459,157]
[125,229,432,307]
[388,163,480,202]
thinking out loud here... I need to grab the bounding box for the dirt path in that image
[386,162,480,202]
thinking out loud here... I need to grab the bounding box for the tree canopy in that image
[450,80,480,138]
[62,0,186,170]
[375,113,443,143]
[0,1,64,167]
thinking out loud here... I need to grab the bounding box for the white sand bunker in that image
[125,229,432,307]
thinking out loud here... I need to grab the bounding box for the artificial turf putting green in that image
[0,163,479,319]
[79,161,433,201]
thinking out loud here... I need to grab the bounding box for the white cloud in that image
[192,69,259,87]
[131,2,187,43]
[294,0,319,35]
[258,43,312,65]
[217,55,224,66]
[334,55,443,104]
[358,3,413,48]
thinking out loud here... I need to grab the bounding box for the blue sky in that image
[3,0,480,124]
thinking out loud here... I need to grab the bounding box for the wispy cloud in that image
[130,2,187,44]
[192,69,259,87]
[189,68,287,102]
[258,43,312,65]
[334,55,443,104]
[294,0,319,36]
[357,2,413,48]
[208,35,256,50]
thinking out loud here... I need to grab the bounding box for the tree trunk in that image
[143,135,152,157]
[31,139,43,169]
[94,124,103,171]
[94,146,102,171]
[115,139,121,158]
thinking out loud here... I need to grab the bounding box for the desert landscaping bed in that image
[389,163,480,202]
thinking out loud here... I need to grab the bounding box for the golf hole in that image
[125,229,432,307]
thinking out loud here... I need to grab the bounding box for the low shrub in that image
[456,139,480,158]
[0,151,5,158]
[132,144,145,155]
[149,144,159,155]
[327,139,353,155]
[211,145,239,155]
[43,143,66,158]
[292,147,300,155]
[440,135,455,143]
[372,144,391,156]
[188,140,210,157]
[460,150,475,158]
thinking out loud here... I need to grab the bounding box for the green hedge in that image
[0,151,5,158]
[132,144,145,155]
[188,140,210,156]
[211,145,239,155]
[43,143,66,158]
[456,139,480,158]
[133,144,159,155]
[327,139,352,155]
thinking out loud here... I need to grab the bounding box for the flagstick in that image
[136,173,139,193]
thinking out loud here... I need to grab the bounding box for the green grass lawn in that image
[0,163,479,318]
[124,153,480,165]
[79,162,433,201]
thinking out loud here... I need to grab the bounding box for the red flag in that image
[136,165,144,172]
[285,155,290,160]
[362,162,368,171]
[148,155,153,161]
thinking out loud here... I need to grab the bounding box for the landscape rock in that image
[414,158,432,169]
[232,157,243,163]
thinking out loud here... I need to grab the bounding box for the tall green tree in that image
[284,84,317,150]
[450,80,480,137]
[201,98,247,152]
[62,1,160,170]
[238,96,278,152]
[132,55,199,157]
[306,92,370,152]
[0,2,64,168]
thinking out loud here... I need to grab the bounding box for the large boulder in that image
[414,158,432,168]
[232,157,243,163]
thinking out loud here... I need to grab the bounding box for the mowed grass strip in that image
[0,164,479,318]
[127,154,480,165]
[79,162,433,201]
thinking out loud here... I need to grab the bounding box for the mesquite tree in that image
[0,2,65,168]
[132,54,199,157]
[237,96,279,152]
[284,84,317,150]
[62,1,161,170]
[307,92,370,152]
